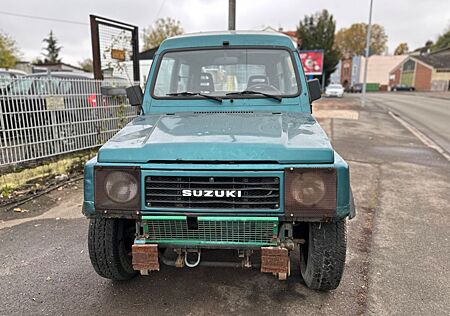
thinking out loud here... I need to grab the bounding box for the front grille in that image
[142,217,278,245]
[145,175,280,209]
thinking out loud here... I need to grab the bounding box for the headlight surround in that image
[94,167,141,211]
[285,168,336,218]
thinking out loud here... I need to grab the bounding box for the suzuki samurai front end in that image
[83,31,355,291]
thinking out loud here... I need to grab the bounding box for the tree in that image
[296,9,341,84]
[142,17,184,49]
[42,30,62,63]
[78,58,93,72]
[394,43,409,55]
[432,27,450,51]
[414,40,433,54]
[0,31,19,68]
[335,23,388,57]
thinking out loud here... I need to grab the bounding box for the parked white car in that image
[325,84,344,98]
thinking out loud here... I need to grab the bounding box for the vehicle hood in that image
[98,111,334,164]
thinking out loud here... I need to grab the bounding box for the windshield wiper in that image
[167,91,222,103]
[226,90,282,102]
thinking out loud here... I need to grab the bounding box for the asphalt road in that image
[1,93,449,315]
[366,92,450,154]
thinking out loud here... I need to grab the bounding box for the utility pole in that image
[322,71,326,92]
[361,0,373,107]
[228,0,236,30]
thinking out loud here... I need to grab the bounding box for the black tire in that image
[88,218,138,281]
[299,220,346,291]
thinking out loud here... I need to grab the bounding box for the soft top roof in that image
[158,31,297,52]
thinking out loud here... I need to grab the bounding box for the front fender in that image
[82,156,97,217]
[335,151,356,220]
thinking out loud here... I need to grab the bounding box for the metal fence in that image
[0,77,138,167]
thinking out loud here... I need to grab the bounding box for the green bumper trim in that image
[142,215,187,221]
[199,216,278,222]
[135,240,274,247]
[141,215,279,222]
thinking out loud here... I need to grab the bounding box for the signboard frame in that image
[90,15,140,81]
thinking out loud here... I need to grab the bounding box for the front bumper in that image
[132,243,291,280]
[135,215,279,248]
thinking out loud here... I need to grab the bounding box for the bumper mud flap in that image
[132,244,160,274]
[260,247,290,280]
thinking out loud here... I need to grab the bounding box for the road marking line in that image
[388,111,450,162]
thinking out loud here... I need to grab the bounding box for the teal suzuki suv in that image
[83,31,355,291]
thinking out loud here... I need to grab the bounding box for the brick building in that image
[340,58,353,87]
[331,55,407,90]
[389,47,450,91]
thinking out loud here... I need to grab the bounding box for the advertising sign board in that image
[299,50,324,75]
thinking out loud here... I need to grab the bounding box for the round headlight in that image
[104,171,138,203]
[290,172,326,206]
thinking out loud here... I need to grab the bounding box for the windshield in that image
[152,48,300,98]
[0,72,13,89]
[7,78,34,94]
[328,84,342,89]
[7,77,63,95]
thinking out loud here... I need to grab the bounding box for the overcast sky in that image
[1,0,449,66]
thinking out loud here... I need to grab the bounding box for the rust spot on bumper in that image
[260,247,289,275]
[132,244,160,271]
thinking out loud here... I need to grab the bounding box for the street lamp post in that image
[361,0,373,107]
[228,0,236,31]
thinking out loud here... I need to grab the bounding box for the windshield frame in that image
[149,46,302,101]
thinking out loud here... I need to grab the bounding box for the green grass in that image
[0,150,97,200]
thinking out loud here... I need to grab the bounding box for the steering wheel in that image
[247,84,281,94]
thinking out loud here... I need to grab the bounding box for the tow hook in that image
[184,250,201,268]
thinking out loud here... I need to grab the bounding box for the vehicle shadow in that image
[96,249,334,315]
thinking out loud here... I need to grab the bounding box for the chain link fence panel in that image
[0,76,138,167]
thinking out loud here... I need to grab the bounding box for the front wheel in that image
[299,220,347,291]
[88,218,138,281]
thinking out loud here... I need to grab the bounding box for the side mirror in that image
[101,86,127,97]
[126,85,143,106]
[307,79,322,102]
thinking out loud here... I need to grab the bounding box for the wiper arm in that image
[167,91,222,103]
[226,90,282,102]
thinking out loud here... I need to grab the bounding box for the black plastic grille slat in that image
[145,187,279,191]
[146,180,279,185]
[145,176,280,209]
[148,193,279,198]
[147,200,278,205]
